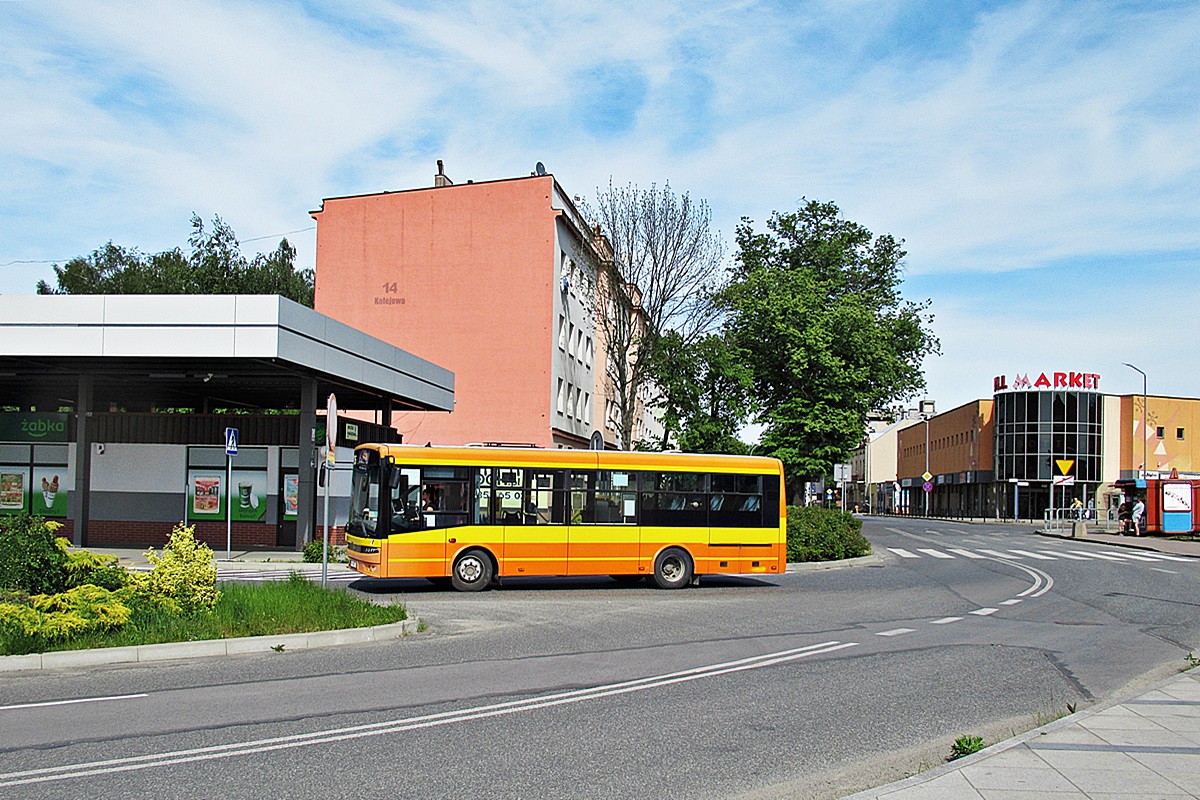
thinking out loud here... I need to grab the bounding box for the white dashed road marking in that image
[886,548,919,559]
[970,608,999,616]
[876,628,916,637]
[930,617,963,624]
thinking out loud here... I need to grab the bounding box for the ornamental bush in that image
[62,541,129,591]
[0,584,135,651]
[0,515,69,595]
[132,522,220,614]
[786,505,872,562]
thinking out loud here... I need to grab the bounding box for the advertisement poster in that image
[0,470,27,513]
[283,474,299,520]
[188,470,224,520]
[231,471,267,522]
[31,468,67,517]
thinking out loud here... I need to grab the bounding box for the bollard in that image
[1072,520,1087,538]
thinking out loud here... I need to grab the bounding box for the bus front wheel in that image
[451,549,494,592]
[652,547,693,589]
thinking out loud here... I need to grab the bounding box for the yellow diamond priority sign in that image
[922,471,932,482]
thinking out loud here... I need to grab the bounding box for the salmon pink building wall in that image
[312,174,598,448]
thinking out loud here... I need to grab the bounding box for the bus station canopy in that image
[0,294,454,413]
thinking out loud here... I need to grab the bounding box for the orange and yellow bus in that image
[344,444,786,591]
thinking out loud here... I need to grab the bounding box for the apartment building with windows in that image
[311,167,651,449]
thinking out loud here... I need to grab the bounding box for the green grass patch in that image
[1,573,406,656]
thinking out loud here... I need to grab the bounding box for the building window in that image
[557,379,565,415]
[585,337,593,367]
[1178,428,1185,440]
[1157,426,1165,439]
[584,392,592,424]
[568,324,576,357]
[558,316,566,350]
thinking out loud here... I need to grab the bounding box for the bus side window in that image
[474,468,493,525]
[710,473,764,527]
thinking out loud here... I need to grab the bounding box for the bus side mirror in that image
[389,464,403,488]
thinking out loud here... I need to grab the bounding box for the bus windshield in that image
[348,453,381,536]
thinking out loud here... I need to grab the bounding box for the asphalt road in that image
[3,517,1200,799]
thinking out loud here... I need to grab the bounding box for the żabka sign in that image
[994,372,1101,393]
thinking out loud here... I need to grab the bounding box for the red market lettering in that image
[994,372,1100,391]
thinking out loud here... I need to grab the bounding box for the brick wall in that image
[82,521,345,548]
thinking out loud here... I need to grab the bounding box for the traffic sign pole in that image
[224,427,238,561]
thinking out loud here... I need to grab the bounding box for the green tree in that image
[720,200,938,497]
[36,215,314,307]
[646,330,753,454]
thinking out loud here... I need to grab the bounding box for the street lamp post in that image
[1123,363,1147,482]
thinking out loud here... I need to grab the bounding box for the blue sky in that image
[1,0,1198,412]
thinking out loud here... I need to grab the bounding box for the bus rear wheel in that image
[451,549,494,592]
[652,547,693,589]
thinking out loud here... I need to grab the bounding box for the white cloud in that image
[1,0,1198,415]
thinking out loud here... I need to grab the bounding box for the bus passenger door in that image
[569,470,640,576]
[496,469,567,577]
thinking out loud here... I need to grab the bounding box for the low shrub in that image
[302,539,346,563]
[131,522,220,614]
[786,505,872,562]
[62,544,128,591]
[0,583,135,651]
[0,515,69,595]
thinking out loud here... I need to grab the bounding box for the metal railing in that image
[1043,507,1115,533]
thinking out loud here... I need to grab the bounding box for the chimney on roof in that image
[434,159,453,188]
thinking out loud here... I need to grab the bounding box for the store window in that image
[0,444,68,518]
[186,447,268,523]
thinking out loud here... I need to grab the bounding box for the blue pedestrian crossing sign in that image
[225,427,239,456]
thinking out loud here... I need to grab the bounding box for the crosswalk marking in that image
[886,547,920,559]
[1006,549,1056,560]
[1039,550,1090,560]
[1135,552,1195,562]
[947,548,987,559]
[1097,550,1170,562]
[978,549,1019,559]
[878,540,1195,567]
[916,548,955,559]
[217,569,360,583]
[1067,550,1125,561]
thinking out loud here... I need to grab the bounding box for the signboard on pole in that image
[225,427,238,456]
[325,394,338,467]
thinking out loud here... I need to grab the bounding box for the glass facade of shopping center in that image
[994,390,1104,483]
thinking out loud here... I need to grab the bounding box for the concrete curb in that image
[839,665,1200,799]
[0,617,421,672]
[787,553,883,572]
